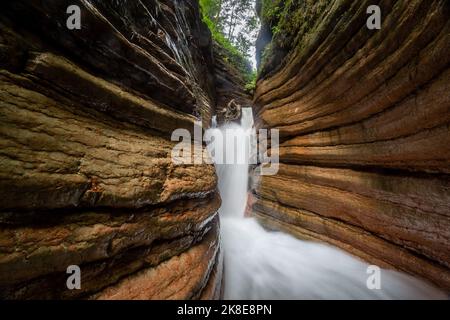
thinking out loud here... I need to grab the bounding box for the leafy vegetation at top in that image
[199,0,258,87]
[260,0,283,24]
[258,0,326,71]
[261,0,327,49]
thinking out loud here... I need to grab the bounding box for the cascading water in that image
[208,108,446,300]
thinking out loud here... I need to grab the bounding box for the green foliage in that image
[259,41,273,69]
[261,0,282,23]
[199,0,218,16]
[199,0,257,86]
[261,0,328,51]
[244,70,257,92]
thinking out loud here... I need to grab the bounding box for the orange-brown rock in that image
[251,0,450,290]
[0,0,222,299]
[92,217,221,300]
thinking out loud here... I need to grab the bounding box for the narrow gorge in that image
[0,0,449,300]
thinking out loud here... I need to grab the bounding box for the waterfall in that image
[208,109,446,300]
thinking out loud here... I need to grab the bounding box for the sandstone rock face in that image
[252,0,450,290]
[0,0,222,299]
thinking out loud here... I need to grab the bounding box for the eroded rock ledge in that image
[0,0,222,299]
[251,0,450,290]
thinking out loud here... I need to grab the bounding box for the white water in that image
[209,109,446,300]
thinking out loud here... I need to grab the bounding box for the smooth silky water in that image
[207,109,446,300]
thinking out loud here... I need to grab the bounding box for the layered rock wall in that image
[0,0,222,299]
[252,0,450,290]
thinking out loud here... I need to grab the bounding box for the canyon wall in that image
[252,0,450,290]
[0,0,222,299]
[213,42,252,123]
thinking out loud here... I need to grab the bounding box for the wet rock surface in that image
[0,0,222,299]
[251,0,450,290]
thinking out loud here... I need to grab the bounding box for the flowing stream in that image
[208,109,446,300]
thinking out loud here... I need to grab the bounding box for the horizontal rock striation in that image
[0,0,222,299]
[252,0,450,290]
